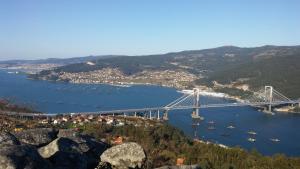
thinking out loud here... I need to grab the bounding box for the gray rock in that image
[38,137,87,169]
[38,137,81,158]
[0,145,52,169]
[155,165,202,169]
[0,131,20,146]
[58,129,92,152]
[47,151,87,169]
[14,128,58,146]
[58,129,109,168]
[100,142,146,169]
[57,129,79,138]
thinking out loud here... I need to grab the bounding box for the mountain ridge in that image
[27,45,300,99]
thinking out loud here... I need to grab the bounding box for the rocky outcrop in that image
[0,131,20,146]
[39,129,109,169]
[0,145,52,169]
[100,142,146,169]
[58,129,109,167]
[38,137,81,158]
[14,128,58,146]
[0,128,109,169]
[155,165,202,169]
[57,129,79,138]
[38,137,88,169]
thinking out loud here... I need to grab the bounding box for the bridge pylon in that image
[264,86,273,114]
[191,88,204,120]
[163,110,169,121]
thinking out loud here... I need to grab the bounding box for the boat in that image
[207,121,215,124]
[207,126,216,130]
[192,122,200,126]
[247,131,257,135]
[270,138,280,142]
[227,125,235,129]
[248,138,256,142]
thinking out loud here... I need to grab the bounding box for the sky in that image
[0,0,300,60]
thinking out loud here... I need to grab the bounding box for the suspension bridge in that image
[3,86,300,119]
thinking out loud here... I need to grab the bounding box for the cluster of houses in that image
[39,114,125,126]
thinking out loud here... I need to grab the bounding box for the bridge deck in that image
[2,100,298,117]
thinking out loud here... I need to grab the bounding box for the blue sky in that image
[0,0,299,60]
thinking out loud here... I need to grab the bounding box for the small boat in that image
[207,126,216,130]
[192,122,200,126]
[207,121,215,124]
[270,138,280,142]
[247,131,257,135]
[248,138,256,142]
[227,125,235,129]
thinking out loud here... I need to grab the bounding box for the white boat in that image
[248,138,256,142]
[227,125,235,129]
[207,121,215,124]
[247,131,257,135]
[270,138,280,142]
[207,126,216,130]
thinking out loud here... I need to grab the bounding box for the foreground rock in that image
[14,128,58,146]
[38,137,82,158]
[0,145,52,169]
[58,129,109,167]
[0,131,20,146]
[39,129,109,169]
[38,137,87,169]
[100,142,146,169]
[155,165,202,169]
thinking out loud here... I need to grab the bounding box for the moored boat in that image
[247,131,257,135]
[270,138,280,142]
[248,138,256,142]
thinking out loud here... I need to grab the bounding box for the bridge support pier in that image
[163,110,168,120]
[264,86,273,114]
[191,88,203,120]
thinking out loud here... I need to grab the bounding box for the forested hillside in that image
[31,45,300,98]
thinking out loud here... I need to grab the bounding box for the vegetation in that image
[32,45,300,99]
[203,55,300,99]
[0,99,40,114]
[81,122,300,169]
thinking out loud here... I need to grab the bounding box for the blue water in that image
[0,70,300,156]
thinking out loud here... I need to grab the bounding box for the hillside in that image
[1,113,300,169]
[0,55,122,66]
[30,45,300,98]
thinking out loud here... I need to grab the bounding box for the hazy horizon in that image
[1,0,300,60]
[1,44,300,62]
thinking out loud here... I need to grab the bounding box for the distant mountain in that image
[31,45,300,98]
[0,55,123,65]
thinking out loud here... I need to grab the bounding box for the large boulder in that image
[0,145,52,169]
[38,137,87,169]
[14,128,58,146]
[100,142,146,169]
[38,137,81,158]
[47,151,87,169]
[0,131,20,146]
[57,129,79,138]
[57,129,109,168]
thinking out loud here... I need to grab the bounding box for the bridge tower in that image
[264,86,273,114]
[163,110,168,120]
[191,88,203,119]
